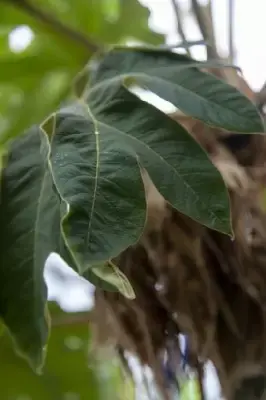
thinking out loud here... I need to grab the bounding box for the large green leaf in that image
[90,47,264,133]
[0,0,163,46]
[0,72,72,147]
[43,104,146,271]
[87,78,231,233]
[0,1,93,146]
[0,32,85,146]
[0,301,134,399]
[0,302,101,399]
[0,0,164,146]
[0,127,61,370]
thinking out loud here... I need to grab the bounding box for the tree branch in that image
[5,0,101,54]
[191,0,218,60]
[228,0,235,63]
[170,0,191,57]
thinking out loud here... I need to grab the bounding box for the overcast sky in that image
[142,0,266,91]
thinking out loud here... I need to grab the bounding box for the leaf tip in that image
[41,113,57,138]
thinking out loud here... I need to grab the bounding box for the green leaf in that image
[0,0,164,146]
[90,48,264,133]
[87,78,231,233]
[0,6,91,146]
[0,303,101,399]
[91,261,136,299]
[180,378,201,400]
[44,103,147,273]
[0,0,164,47]
[102,0,120,22]
[0,63,74,146]
[0,127,61,370]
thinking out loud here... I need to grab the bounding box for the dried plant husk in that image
[91,73,266,400]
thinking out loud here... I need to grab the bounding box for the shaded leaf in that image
[44,103,146,274]
[0,0,164,48]
[90,48,264,133]
[87,78,231,233]
[0,127,61,370]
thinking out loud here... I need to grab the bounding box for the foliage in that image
[0,301,133,399]
[0,0,264,399]
[0,0,164,146]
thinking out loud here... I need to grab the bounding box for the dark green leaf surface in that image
[0,127,61,370]
[87,78,231,234]
[45,103,146,272]
[90,48,264,133]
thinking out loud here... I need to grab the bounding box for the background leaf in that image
[0,302,100,399]
[0,301,134,399]
[0,0,164,147]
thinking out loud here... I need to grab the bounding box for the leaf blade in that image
[0,127,61,370]
[47,103,147,272]
[90,48,264,133]
[87,78,231,234]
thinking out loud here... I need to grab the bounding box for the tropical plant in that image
[0,1,265,399]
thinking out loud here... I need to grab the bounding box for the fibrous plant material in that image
[92,72,266,400]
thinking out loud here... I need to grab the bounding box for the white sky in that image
[142,0,266,91]
[9,0,266,91]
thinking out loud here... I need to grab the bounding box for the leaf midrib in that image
[84,108,100,255]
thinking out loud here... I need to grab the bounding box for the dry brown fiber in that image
[92,68,266,399]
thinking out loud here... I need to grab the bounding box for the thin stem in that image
[170,0,191,57]
[191,0,218,60]
[256,82,266,112]
[4,0,101,54]
[228,0,235,63]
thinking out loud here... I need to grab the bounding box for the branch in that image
[170,0,191,57]
[256,82,266,112]
[191,0,218,60]
[5,0,101,54]
[228,0,235,63]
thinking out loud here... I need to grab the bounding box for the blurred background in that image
[1,0,265,399]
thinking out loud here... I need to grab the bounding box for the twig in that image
[4,0,101,54]
[170,0,192,57]
[191,0,218,60]
[228,0,235,63]
[256,82,266,112]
